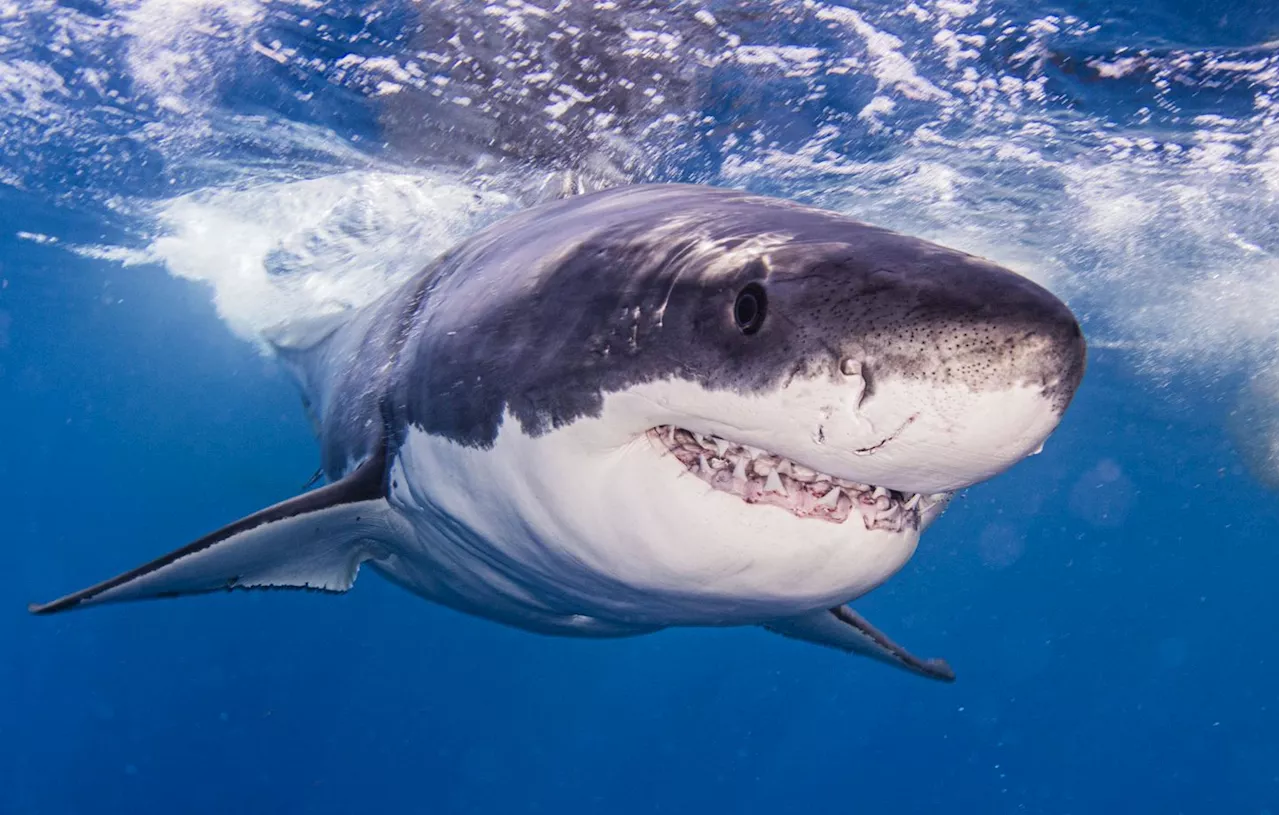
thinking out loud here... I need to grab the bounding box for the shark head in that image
[389,184,1087,625]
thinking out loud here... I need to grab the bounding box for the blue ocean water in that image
[1,1,1276,813]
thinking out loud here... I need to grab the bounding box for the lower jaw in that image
[648,425,950,532]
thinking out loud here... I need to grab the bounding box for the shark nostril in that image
[841,358,869,409]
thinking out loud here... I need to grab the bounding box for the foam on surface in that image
[73,171,513,342]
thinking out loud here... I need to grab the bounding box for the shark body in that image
[32,184,1087,681]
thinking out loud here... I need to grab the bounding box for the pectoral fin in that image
[29,453,396,615]
[764,606,955,682]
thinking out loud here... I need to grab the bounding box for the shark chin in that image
[30,183,1086,684]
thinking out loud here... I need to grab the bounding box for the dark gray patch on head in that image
[317,184,1085,454]
[762,239,1087,412]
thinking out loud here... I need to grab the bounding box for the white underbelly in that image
[373,445,658,638]
[387,413,927,620]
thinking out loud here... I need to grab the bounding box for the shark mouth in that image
[648,426,950,532]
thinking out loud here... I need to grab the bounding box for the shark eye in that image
[734,283,767,335]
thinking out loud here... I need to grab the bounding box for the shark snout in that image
[784,254,1088,494]
[1044,309,1087,412]
[969,273,1087,414]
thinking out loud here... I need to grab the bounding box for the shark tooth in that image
[698,455,710,475]
[713,437,731,457]
[764,470,787,496]
[732,458,748,481]
[789,463,815,482]
[817,487,841,509]
[874,501,898,517]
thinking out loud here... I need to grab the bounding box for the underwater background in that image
[1,0,1276,812]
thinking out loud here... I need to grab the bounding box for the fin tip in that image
[29,590,94,615]
[929,659,957,683]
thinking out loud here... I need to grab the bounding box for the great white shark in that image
[31,183,1087,681]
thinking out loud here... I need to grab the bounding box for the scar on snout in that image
[852,413,917,455]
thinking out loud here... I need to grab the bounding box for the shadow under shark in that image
[31,184,1086,682]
